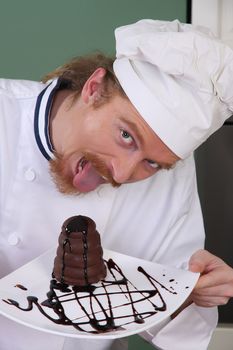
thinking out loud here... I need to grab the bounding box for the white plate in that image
[0,248,199,339]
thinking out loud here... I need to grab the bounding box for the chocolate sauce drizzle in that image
[3,217,181,334]
[14,284,28,291]
[56,216,90,285]
[3,258,178,334]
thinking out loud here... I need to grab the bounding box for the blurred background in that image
[0,0,188,80]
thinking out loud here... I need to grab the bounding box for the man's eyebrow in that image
[159,163,175,170]
[119,117,144,146]
[160,156,181,170]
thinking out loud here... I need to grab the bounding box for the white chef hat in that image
[113,19,233,159]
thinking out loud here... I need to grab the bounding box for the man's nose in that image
[110,157,139,184]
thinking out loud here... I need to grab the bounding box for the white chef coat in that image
[0,78,217,350]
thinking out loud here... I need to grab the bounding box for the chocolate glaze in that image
[3,258,179,334]
[14,284,27,291]
[2,216,183,334]
[53,216,106,286]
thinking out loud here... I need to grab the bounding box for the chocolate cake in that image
[53,215,106,286]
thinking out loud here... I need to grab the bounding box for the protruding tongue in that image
[73,161,105,192]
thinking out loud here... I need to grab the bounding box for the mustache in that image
[83,152,120,188]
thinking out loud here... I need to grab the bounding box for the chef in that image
[0,19,233,350]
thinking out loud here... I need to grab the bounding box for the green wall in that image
[0,0,187,80]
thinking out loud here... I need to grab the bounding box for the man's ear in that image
[81,67,107,104]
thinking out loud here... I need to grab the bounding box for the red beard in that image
[49,151,120,194]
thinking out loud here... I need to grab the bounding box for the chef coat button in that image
[25,168,36,181]
[8,233,20,246]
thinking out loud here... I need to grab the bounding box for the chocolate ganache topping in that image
[53,215,107,286]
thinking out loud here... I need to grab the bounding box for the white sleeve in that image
[142,305,217,350]
[104,154,217,349]
[140,159,218,350]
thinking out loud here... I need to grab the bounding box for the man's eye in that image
[146,159,160,169]
[120,130,134,144]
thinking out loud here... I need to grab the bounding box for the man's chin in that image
[49,162,78,195]
[53,179,81,195]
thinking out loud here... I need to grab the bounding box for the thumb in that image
[189,249,212,273]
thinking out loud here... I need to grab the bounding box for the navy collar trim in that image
[34,78,61,160]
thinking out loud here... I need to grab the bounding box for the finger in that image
[192,283,233,298]
[191,295,230,307]
[189,249,219,273]
[195,268,233,289]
